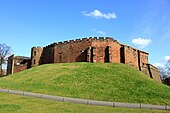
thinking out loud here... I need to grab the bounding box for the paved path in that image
[0,88,169,111]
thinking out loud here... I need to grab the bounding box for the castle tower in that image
[31,47,43,67]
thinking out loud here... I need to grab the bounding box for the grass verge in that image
[0,93,169,113]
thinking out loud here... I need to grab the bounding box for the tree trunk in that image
[0,58,2,75]
[0,65,2,75]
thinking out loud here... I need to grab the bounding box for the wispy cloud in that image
[153,55,170,68]
[96,30,106,36]
[82,9,117,19]
[132,38,152,48]
[164,55,170,62]
[153,63,164,68]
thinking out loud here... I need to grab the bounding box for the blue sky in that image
[0,0,170,67]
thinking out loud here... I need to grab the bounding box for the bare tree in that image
[158,61,170,84]
[165,61,170,77]
[0,43,11,75]
[158,67,168,81]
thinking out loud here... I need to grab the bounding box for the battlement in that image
[32,37,148,55]
[32,46,43,49]
[120,43,148,54]
[148,64,159,72]
[44,37,115,48]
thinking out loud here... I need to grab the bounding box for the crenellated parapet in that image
[43,37,115,49]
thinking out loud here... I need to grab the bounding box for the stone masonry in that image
[7,37,161,82]
[7,55,31,75]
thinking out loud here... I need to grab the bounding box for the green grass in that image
[0,92,169,113]
[0,63,170,105]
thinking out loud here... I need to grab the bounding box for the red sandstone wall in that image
[111,41,121,63]
[53,38,92,63]
[124,46,138,68]
[7,55,31,74]
[140,51,148,65]
[54,42,70,63]
[91,40,106,63]
[13,58,31,74]
[141,64,161,83]
[91,39,121,63]
[13,64,28,74]
[149,64,161,82]
[141,64,151,78]
[42,46,54,64]
[31,47,43,66]
[29,37,149,75]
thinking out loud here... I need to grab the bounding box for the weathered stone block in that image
[23,92,42,98]
[166,105,170,110]
[141,104,165,110]
[64,97,88,104]
[0,89,9,93]
[42,94,64,102]
[88,100,113,106]
[9,90,24,95]
[114,102,140,108]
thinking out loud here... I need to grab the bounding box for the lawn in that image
[0,63,170,105]
[0,92,169,113]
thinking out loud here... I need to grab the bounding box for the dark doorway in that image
[120,46,125,63]
[90,47,93,63]
[81,49,88,62]
[33,59,36,65]
[105,46,110,62]
[137,50,141,71]
[59,53,62,63]
[147,64,153,78]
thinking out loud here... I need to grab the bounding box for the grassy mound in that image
[0,63,170,105]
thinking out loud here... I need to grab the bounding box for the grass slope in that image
[1,93,169,113]
[0,63,170,105]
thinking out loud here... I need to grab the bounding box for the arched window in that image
[34,51,36,56]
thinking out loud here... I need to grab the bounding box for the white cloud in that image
[96,30,106,36]
[132,38,152,48]
[153,56,170,68]
[82,9,117,19]
[164,55,170,62]
[153,63,164,68]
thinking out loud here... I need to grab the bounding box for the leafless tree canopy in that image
[158,61,170,81]
[0,43,11,75]
[165,61,170,76]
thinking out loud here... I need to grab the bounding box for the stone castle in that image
[7,37,161,82]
